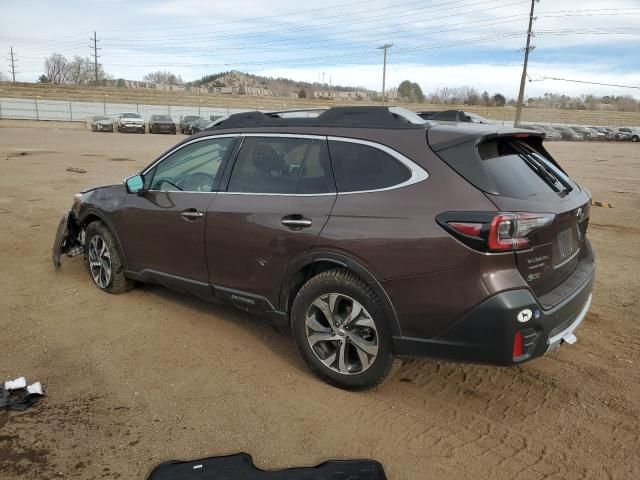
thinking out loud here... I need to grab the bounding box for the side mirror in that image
[124,175,145,194]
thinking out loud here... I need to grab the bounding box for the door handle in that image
[181,209,204,220]
[281,215,312,229]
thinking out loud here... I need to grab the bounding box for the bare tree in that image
[143,70,184,85]
[67,56,95,85]
[44,53,69,84]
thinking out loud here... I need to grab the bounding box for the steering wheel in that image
[157,179,183,191]
[181,172,214,192]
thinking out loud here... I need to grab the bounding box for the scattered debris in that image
[66,167,87,174]
[591,200,613,208]
[1,377,45,411]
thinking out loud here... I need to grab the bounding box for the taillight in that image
[487,213,554,251]
[437,211,554,252]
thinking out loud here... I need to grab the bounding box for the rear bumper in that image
[393,264,594,365]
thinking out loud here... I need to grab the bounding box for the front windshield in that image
[123,113,141,118]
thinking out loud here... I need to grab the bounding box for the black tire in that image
[140,127,145,134]
[84,221,133,295]
[291,268,397,390]
[632,135,639,143]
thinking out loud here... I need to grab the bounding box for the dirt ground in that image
[0,120,639,480]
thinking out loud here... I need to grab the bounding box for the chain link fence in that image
[1,95,639,129]
[0,96,251,124]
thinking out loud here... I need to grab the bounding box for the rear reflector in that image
[512,331,523,358]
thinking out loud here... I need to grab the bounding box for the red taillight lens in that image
[440,211,554,252]
[512,331,523,358]
[487,213,554,252]
[448,222,483,237]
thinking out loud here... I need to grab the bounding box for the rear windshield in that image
[438,137,577,200]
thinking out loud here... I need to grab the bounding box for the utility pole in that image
[90,31,100,85]
[322,72,325,85]
[378,43,393,104]
[8,46,17,83]
[514,0,538,127]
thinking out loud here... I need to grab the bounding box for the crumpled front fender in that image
[52,211,83,267]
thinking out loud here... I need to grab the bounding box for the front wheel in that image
[85,221,133,294]
[632,135,639,142]
[291,268,397,390]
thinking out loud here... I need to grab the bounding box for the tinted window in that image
[228,137,334,194]
[149,137,234,192]
[328,140,411,192]
[454,139,576,200]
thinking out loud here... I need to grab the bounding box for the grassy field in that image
[1,81,639,127]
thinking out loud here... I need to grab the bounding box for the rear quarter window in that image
[328,140,411,192]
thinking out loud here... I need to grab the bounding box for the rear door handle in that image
[181,209,204,220]
[281,215,312,229]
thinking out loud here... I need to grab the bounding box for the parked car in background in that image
[554,126,583,141]
[53,106,594,390]
[179,115,204,134]
[117,113,145,134]
[591,127,615,141]
[188,118,213,135]
[149,115,177,135]
[572,127,599,141]
[612,128,632,141]
[617,127,640,142]
[90,115,113,133]
[585,127,606,141]
[537,125,562,140]
[520,125,560,140]
[417,110,493,124]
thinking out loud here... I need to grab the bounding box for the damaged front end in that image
[52,211,84,267]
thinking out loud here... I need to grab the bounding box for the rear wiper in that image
[514,145,573,193]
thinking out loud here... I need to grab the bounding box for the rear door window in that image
[227,137,335,194]
[328,140,411,193]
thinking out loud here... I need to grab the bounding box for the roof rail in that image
[209,106,428,129]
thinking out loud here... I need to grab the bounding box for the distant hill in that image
[190,70,373,97]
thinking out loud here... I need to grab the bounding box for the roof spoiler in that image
[428,125,545,152]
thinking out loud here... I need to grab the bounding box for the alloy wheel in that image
[88,235,112,289]
[305,293,379,375]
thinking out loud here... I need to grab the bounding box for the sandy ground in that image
[0,121,639,480]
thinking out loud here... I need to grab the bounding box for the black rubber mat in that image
[147,452,387,480]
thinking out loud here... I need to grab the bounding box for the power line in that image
[530,75,640,90]
[514,0,538,127]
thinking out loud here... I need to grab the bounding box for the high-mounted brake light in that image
[439,211,555,253]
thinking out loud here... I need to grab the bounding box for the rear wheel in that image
[632,135,639,142]
[85,221,133,294]
[291,268,396,390]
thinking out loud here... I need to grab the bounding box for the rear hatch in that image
[430,129,591,301]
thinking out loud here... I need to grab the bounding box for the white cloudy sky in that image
[1,0,639,98]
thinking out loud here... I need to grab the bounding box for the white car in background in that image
[116,113,145,134]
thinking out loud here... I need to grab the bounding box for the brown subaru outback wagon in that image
[53,107,595,390]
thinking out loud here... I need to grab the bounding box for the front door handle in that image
[181,209,204,220]
[281,215,312,229]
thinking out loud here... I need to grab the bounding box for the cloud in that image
[2,0,638,99]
